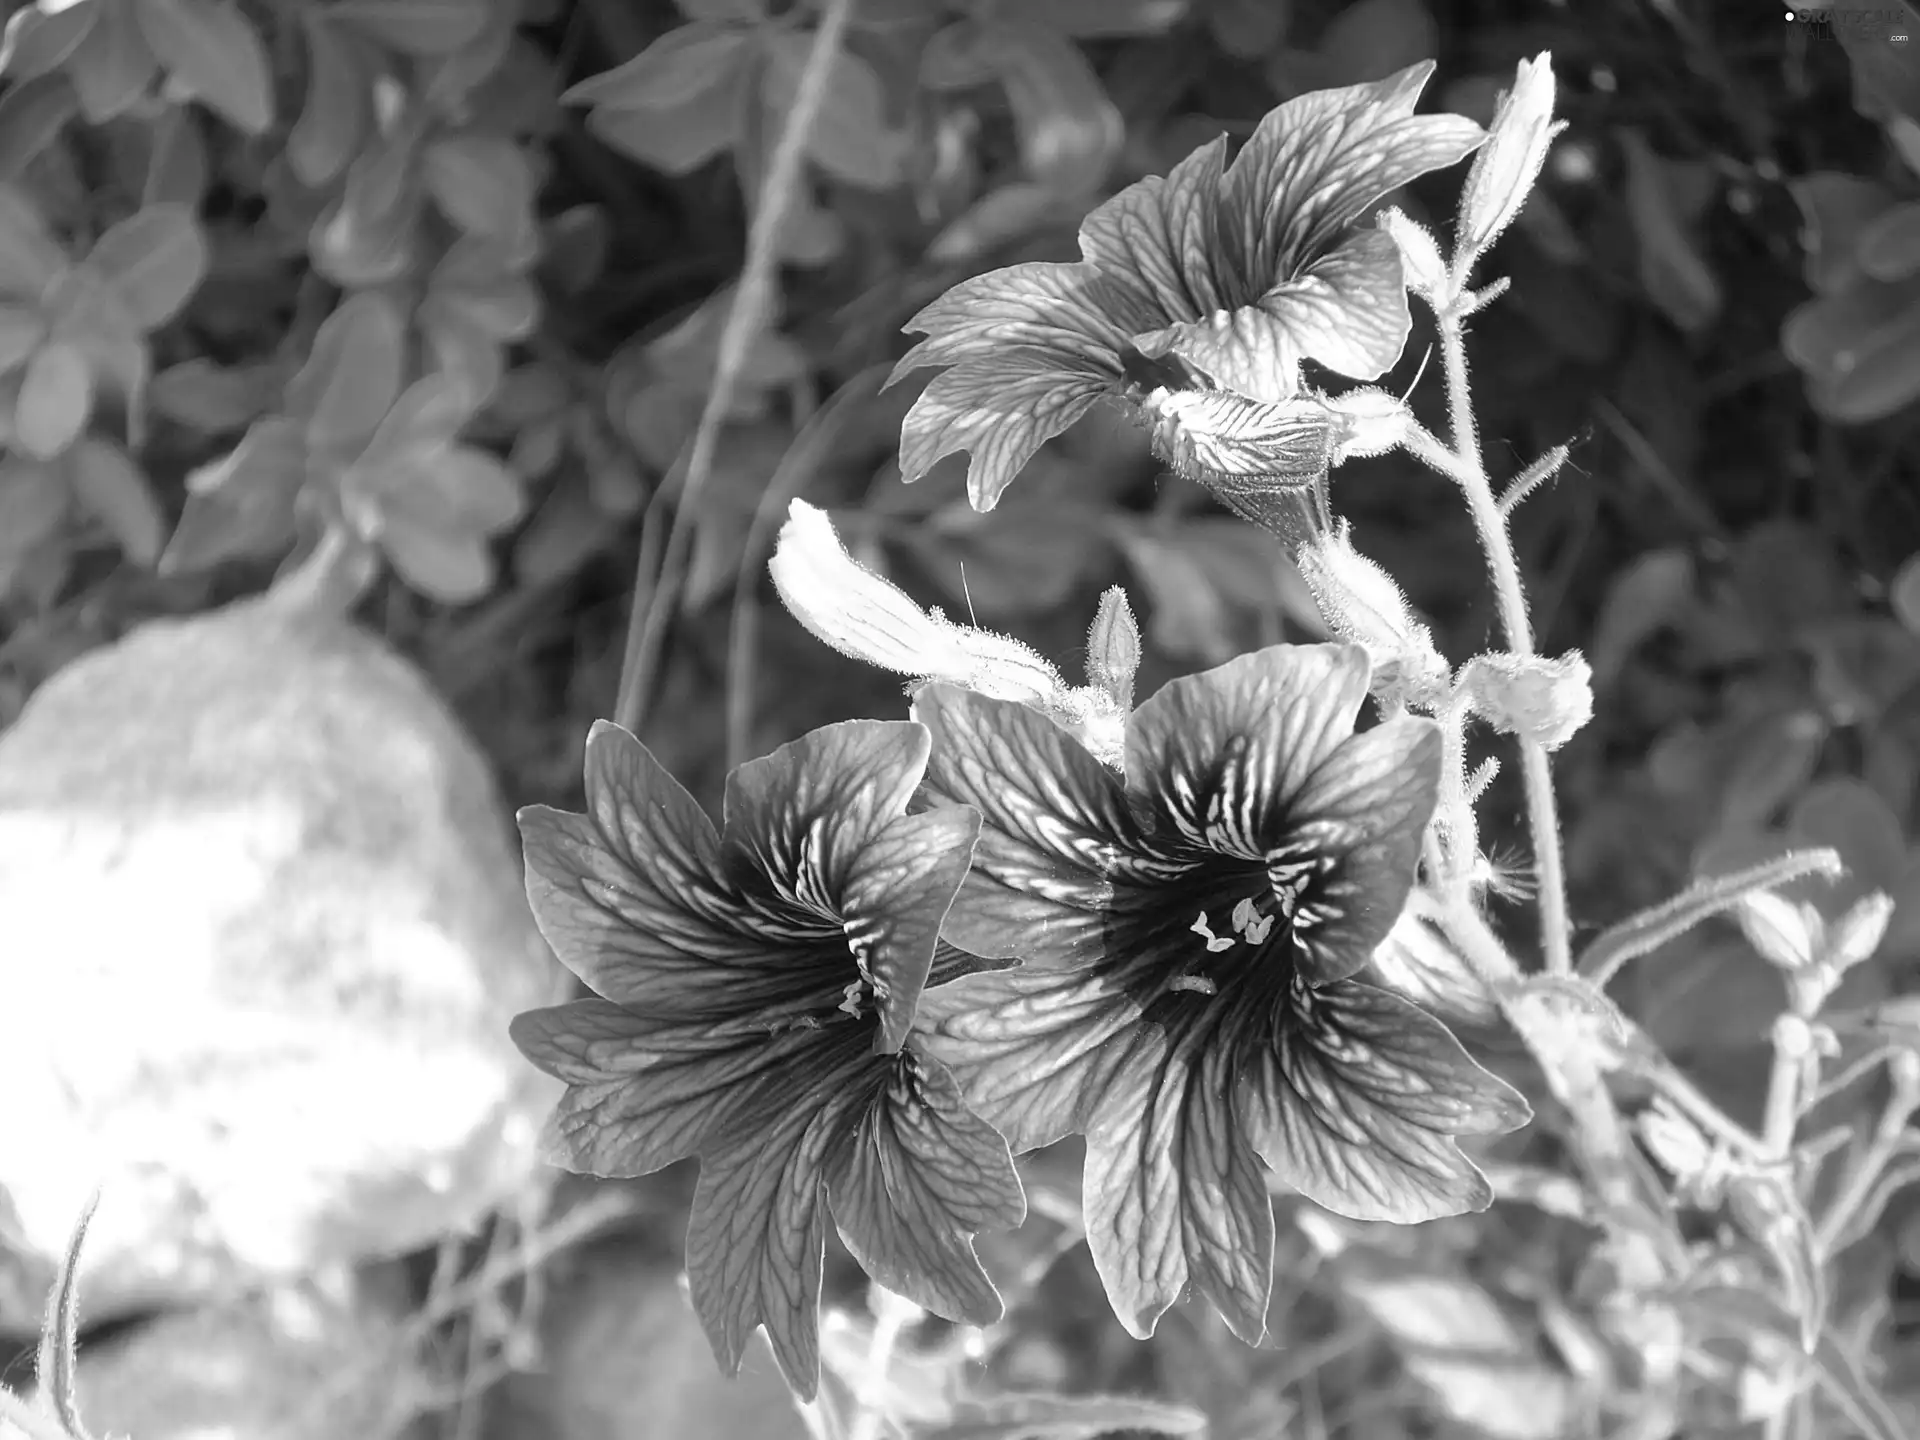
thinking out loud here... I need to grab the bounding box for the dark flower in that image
[909,644,1530,1341]
[511,719,1024,1397]
[891,62,1484,510]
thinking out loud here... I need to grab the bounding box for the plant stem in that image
[847,1288,918,1440]
[1436,303,1574,976]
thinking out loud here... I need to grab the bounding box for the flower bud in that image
[769,499,1065,706]
[1376,206,1449,299]
[1295,521,1448,708]
[1086,585,1140,710]
[1458,648,1593,750]
[1325,386,1413,462]
[1456,53,1565,271]
[1737,890,1821,974]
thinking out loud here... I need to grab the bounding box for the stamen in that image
[1190,911,1235,953]
[837,979,865,1019]
[1230,895,1275,945]
[1169,973,1218,996]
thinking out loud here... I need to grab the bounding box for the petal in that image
[1082,1034,1274,1341]
[510,999,856,1179]
[828,1048,1026,1325]
[896,352,1108,509]
[685,1091,848,1398]
[844,806,982,1053]
[913,683,1163,965]
[1286,713,1442,985]
[914,962,1152,1153]
[1124,644,1373,861]
[1218,61,1484,286]
[891,262,1141,381]
[1136,229,1414,396]
[520,721,786,1019]
[721,719,930,910]
[1077,135,1236,323]
[1238,980,1531,1224]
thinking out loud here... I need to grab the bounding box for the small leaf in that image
[1207,0,1288,59]
[64,0,155,125]
[561,24,750,111]
[0,1,100,80]
[1620,127,1721,335]
[0,73,82,180]
[157,415,306,574]
[135,0,275,135]
[143,104,209,209]
[422,133,536,246]
[83,203,207,329]
[926,1391,1207,1440]
[327,0,488,55]
[67,433,164,563]
[1893,551,1920,636]
[150,356,275,432]
[980,21,1121,194]
[285,289,407,454]
[15,339,92,457]
[1587,545,1694,686]
[375,509,495,602]
[760,31,902,188]
[0,183,67,297]
[0,455,70,594]
[287,11,368,188]
[1316,0,1438,86]
[0,302,46,370]
[585,70,746,174]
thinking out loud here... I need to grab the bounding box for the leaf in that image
[287,11,369,188]
[83,203,206,330]
[1208,0,1288,59]
[1894,550,1920,636]
[0,1,100,81]
[760,31,902,189]
[419,297,506,410]
[1578,848,1845,988]
[0,455,70,593]
[67,433,164,564]
[327,0,488,55]
[0,302,46,370]
[1790,173,1899,296]
[157,415,307,574]
[1620,127,1722,335]
[285,290,407,454]
[1857,198,1920,281]
[135,0,274,135]
[143,104,208,209]
[150,356,276,432]
[421,133,536,247]
[0,74,81,181]
[38,1192,101,1440]
[374,510,496,603]
[981,21,1122,194]
[1586,546,1695,687]
[926,1391,1207,1440]
[1316,0,1438,86]
[0,183,68,298]
[15,339,92,458]
[586,71,746,174]
[64,0,155,125]
[561,24,751,111]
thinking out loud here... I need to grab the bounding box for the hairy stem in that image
[1436,303,1573,975]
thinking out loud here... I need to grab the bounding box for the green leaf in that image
[979,21,1122,194]
[421,133,536,247]
[135,0,275,135]
[0,302,46,370]
[0,183,66,298]
[0,1,101,81]
[64,0,154,124]
[142,104,208,208]
[1028,0,1187,36]
[759,31,901,188]
[374,509,496,602]
[419,297,506,410]
[926,1391,1207,1440]
[150,356,276,432]
[584,67,748,174]
[83,203,207,330]
[0,74,81,181]
[561,23,751,111]
[157,415,306,574]
[15,339,92,458]
[0,456,70,595]
[284,290,406,454]
[1316,0,1438,86]
[287,11,369,189]
[1207,0,1288,59]
[328,0,489,56]
[67,433,163,564]
[1893,550,1920,637]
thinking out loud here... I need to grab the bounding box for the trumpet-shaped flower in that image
[910,644,1530,1341]
[511,720,1023,1398]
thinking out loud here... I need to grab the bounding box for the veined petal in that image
[1219,61,1485,285]
[1285,715,1441,985]
[511,1000,849,1179]
[1238,980,1531,1224]
[1136,229,1413,396]
[1123,644,1374,859]
[521,721,786,1018]
[842,806,982,1053]
[914,962,1154,1153]
[891,262,1136,382]
[913,684,1168,965]
[1082,1031,1275,1341]
[721,719,930,912]
[829,1049,1025,1325]
[896,352,1110,509]
[1077,135,1237,324]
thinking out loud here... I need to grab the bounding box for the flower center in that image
[1162,847,1332,1002]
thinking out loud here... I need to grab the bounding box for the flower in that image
[891,62,1485,511]
[1455,53,1564,276]
[510,719,1024,1398]
[909,644,1530,1340]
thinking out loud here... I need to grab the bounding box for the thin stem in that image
[846,1288,919,1440]
[1435,302,1573,975]
[1815,1058,1920,1257]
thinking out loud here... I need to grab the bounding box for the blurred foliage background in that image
[0,0,1919,1437]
